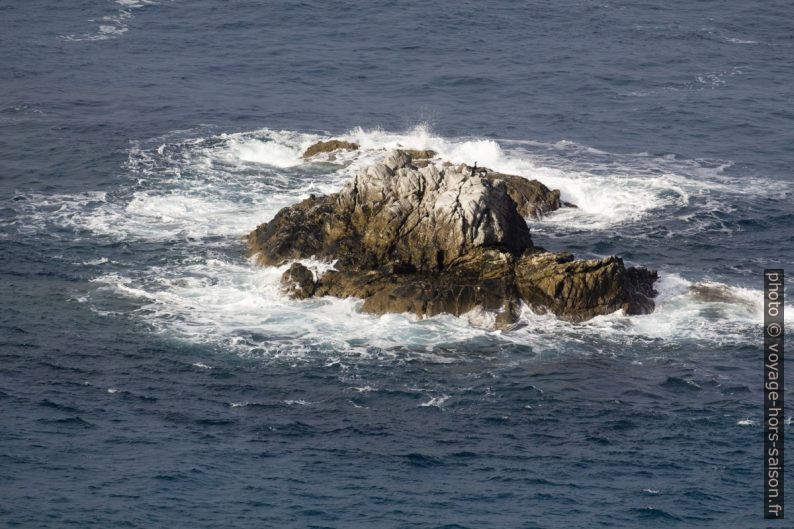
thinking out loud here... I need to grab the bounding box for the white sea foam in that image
[420,395,450,407]
[693,68,746,90]
[725,37,758,45]
[221,135,304,168]
[91,256,490,361]
[82,257,109,266]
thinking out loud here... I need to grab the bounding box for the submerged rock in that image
[280,262,316,300]
[249,150,657,328]
[302,139,359,159]
[689,282,755,310]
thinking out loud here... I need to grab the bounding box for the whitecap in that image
[420,395,450,407]
[82,257,109,266]
[62,0,155,42]
[725,37,758,44]
[223,137,303,168]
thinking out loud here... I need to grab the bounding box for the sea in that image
[1,1,793,527]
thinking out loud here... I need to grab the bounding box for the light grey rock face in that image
[337,152,533,271]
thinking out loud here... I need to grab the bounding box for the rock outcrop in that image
[482,172,573,219]
[302,140,359,159]
[250,149,658,328]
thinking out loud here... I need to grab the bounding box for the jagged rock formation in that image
[248,150,657,328]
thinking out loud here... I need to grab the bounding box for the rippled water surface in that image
[1,1,793,527]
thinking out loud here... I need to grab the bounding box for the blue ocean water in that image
[1,1,793,527]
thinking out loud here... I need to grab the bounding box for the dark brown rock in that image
[280,262,316,299]
[302,140,359,159]
[484,173,569,219]
[246,194,347,266]
[514,252,657,322]
[402,149,437,160]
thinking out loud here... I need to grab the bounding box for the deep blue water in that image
[1,1,793,527]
